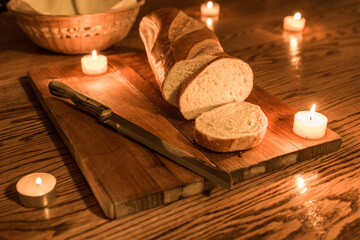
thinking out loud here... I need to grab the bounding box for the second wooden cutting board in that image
[28,52,341,219]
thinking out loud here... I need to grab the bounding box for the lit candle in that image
[81,50,108,75]
[16,172,57,208]
[293,104,328,139]
[283,12,306,32]
[201,1,220,17]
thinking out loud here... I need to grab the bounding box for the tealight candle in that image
[81,50,108,75]
[293,104,328,139]
[16,172,57,208]
[283,12,306,32]
[201,1,220,17]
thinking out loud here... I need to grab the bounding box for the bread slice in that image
[179,57,253,120]
[194,101,268,152]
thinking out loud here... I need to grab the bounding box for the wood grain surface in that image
[0,0,359,239]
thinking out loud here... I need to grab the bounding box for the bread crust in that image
[194,125,267,152]
[139,8,179,89]
[171,28,222,61]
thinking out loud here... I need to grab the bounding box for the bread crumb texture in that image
[180,58,253,120]
[194,101,268,152]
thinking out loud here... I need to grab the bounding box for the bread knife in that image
[48,81,233,189]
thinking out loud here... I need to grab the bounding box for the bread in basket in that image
[8,0,145,54]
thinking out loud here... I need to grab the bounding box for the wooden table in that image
[1,0,359,239]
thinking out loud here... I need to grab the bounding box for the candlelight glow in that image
[309,104,316,122]
[290,36,298,50]
[287,35,301,69]
[310,104,316,113]
[82,50,107,75]
[204,17,214,30]
[35,177,42,185]
[201,1,219,17]
[294,12,301,20]
[92,50,97,61]
[295,175,308,194]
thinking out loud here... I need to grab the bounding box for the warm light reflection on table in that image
[295,175,308,194]
[283,32,304,90]
[44,207,51,219]
[293,173,325,235]
[201,16,219,31]
[287,34,302,70]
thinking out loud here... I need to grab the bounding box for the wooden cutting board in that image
[28,52,341,219]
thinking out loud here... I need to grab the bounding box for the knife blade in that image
[48,80,233,189]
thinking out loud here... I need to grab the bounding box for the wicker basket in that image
[9,0,144,54]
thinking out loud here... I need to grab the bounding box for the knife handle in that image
[49,81,113,121]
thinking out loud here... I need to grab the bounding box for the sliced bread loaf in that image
[139,8,223,107]
[194,101,268,152]
[139,8,253,116]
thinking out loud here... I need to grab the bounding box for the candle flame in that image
[309,104,316,122]
[35,177,42,185]
[294,12,301,20]
[206,17,213,26]
[310,104,316,113]
[207,1,213,8]
[92,50,97,61]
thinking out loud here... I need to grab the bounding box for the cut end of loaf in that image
[194,102,268,152]
[162,55,220,106]
[179,57,253,120]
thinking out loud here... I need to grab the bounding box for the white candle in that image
[16,172,57,208]
[293,104,328,139]
[81,50,108,75]
[283,12,306,32]
[201,1,220,17]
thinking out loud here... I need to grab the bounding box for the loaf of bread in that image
[194,102,268,152]
[139,8,253,120]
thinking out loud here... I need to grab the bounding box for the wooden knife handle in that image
[49,81,113,121]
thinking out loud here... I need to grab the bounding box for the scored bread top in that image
[139,8,178,89]
[168,10,205,42]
